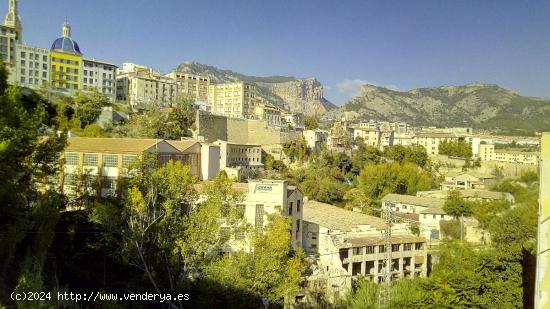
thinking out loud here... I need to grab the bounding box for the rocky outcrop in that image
[326,83,550,134]
[174,62,336,116]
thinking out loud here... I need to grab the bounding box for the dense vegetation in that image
[438,140,473,159]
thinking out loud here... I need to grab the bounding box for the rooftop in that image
[166,140,200,153]
[303,200,386,232]
[382,193,444,208]
[65,137,173,154]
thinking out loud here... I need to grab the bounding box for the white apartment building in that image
[412,132,459,155]
[15,43,49,88]
[302,200,427,300]
[116,63,177,109]
[82,58,117,101]
[165,71,210,103]
[208,82,256,118]
[353,127,381,148]
[303,129,329,153]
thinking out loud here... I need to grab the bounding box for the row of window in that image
[20,52,48,62]
[52,57,79,66]
[64,152,136,168]
[346,243,424,256]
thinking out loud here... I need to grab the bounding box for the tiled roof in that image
[344,235,425,246]
[303,200,386,231]
[382,193,444,208]
[65,137,168,154]
[420,207,447,215]
[166,140,200,153]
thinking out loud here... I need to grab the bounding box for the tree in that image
[304,116,319,130]
[443,190,473,218]
[439,140,473,159]
[203,214,304,307]
[73,90,110,128]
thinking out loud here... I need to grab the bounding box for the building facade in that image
[82,58,117,100]
[1,0,21,83]
[302,200,428,300]
[208,82,256,118]
[116,63,177,109]
[49,22,82,92]
[165,71,210,103]
[15,43,49,88]
[536,133,550,308]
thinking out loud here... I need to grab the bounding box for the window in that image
[297,199,301,212]
[392,244,400,252]
[433,215,436,219]
[101,176,117,196]
[352,247,362,255]
[64,152,79,165]
[289,202,293,215]
[404,243,412,251]
[311,232,318,240]
[103,154,118,167]
[379,245,386,253]
[415,243,424,250]
[63,173,77,186]
[20,51,25,58]
[366,246,375,254]
[83,153,98,166]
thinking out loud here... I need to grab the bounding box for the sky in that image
[6,0,550,105]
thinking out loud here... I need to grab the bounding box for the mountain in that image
[326,83,550,135]
[174,62,336,115]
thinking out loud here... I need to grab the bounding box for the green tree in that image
[443,190,473,218]
[304,116,319,130]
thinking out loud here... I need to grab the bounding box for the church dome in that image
[51,37,81,55]
[50,21,82,55]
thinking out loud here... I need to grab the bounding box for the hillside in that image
[174,62,336,115]
[326,83,550,135]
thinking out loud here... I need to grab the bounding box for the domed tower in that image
[4,0,22,42]
[49,21,83,91]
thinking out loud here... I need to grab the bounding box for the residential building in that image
[353,127,381,148]
[243,180,303,249]
[49,22,82,92]
[60,137,200,198]
[15,43,49,88]
[416,189,513,203]
[252,100,283,126]
[1,0,21,84]
[82,58,117,100]
[494,150,539,166]
[535,132,550,308]
[478,143,495,161]
[440,171,496,190]
[412,132,459,155]
[302,200,427,300]
[199,143,221,181]
[381,193,445,218]
[208,82,256,118]
[165,71,210,103]
[394,133,414,146]
[214,140,263,178]
[328,119,354,151]
[303,129,328,153]
[282,113,304,130]
[116,63,177,109]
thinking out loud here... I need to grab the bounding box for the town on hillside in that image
[1,1,549,308]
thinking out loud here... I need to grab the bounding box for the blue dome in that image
[51,37,81,55]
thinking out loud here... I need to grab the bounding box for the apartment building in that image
[208,82,256,118]
[302,200,427,299]
[303,129,329,153]
[165,71,210,103]
[412,132,459,155]
[82,58,117,100]
[353,127,381,148]
[15,43,49,88]
[60,137,200,198]
[116,63,177,109]
[1,0,21,84]
[494,150,539,166]
[214,140,263,169]
[252,101,283,126]
[49,22,82,92]
[441,171,496,190]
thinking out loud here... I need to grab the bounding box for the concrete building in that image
[1,0,22,84]
[199,143,221,181]
[412,132,459,155]
[536,133,550,308]
[165,71,210,103]
[417,189,513,203]
[393,133,414,146]
[116,63,177,110]
[214,140,263,170]
[303,129,329,153]
[15,43,49,88]
[208,82,256,118]
[353,127,381,148]
[252,100,283,126]
[440,171,496,190]
[60,137,200,198]
[282,113,304,131]
[302,200,428,299]
[494,149,539,166]
[243,180,303,249]
[82,58,117,101]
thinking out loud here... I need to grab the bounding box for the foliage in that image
[73,91,110,128]
[203,214,304,307]
[349,278,379,309]
[283,136,309,163]
[443,190,474,218]
[440,219,462,240]
[384,144,429,167]
[438,140,473,159]
[304,116,319,130]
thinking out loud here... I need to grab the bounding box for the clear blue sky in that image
[7,0,550,104]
